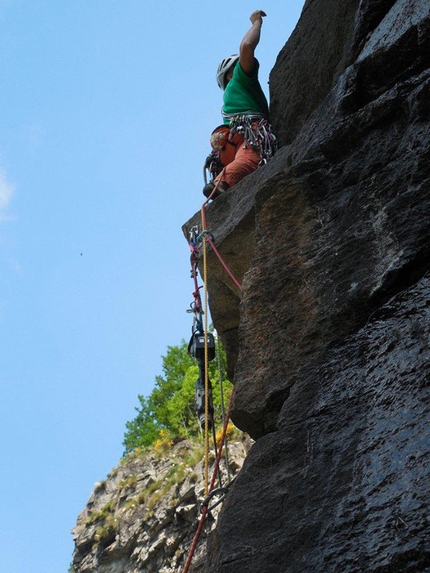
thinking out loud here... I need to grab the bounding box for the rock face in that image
[183,0,430,571]
[72,438,250,573]
[208,278,430,572]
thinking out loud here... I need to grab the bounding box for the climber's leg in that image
[216,139,260,189]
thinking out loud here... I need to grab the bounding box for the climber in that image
[203,9,276,200]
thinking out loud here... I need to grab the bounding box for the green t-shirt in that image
[222,61,269,124]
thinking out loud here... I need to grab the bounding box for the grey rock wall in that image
[270,0,362,146]
[208,277,430,572]
[183,0,430,571]
[71,439,250,573]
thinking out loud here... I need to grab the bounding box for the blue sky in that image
[0,2,304,571]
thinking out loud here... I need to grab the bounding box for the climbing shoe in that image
[202,181,228,199]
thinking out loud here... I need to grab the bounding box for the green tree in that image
[123,337,230,453]
[123,395,161,450]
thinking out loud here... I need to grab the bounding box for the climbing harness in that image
[203,114,277,192]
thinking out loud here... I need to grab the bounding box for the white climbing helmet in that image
[216,54,239,90]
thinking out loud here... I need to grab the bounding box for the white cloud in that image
[0,167,15,212]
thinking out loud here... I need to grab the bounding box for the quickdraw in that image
[203,150,224,186]
[229,114,278,166]
[187,225,216,493]
[187,225,204,329]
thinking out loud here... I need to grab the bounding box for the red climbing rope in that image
[182,187,242,572]
[205,233,242,291]
[182,391,235,573]
[200,177,242,291]
[189,232,203,305]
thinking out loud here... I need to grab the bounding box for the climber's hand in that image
[250,10,267,26]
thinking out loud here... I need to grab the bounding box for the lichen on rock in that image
[72,437,251,573]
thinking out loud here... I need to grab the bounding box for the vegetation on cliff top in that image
[123,337,232,453]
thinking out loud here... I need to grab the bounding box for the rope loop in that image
[201,485,231,512]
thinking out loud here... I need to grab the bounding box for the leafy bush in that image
[123,337,231,454]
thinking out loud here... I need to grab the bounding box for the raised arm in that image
[239,10,267,76]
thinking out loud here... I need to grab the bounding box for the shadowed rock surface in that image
[183,0,430,571]
[207,277,430,572]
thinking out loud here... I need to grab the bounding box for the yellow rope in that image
[202,231,210,497]
[182,196,239,573]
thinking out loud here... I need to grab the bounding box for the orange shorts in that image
[210,125,260,189]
